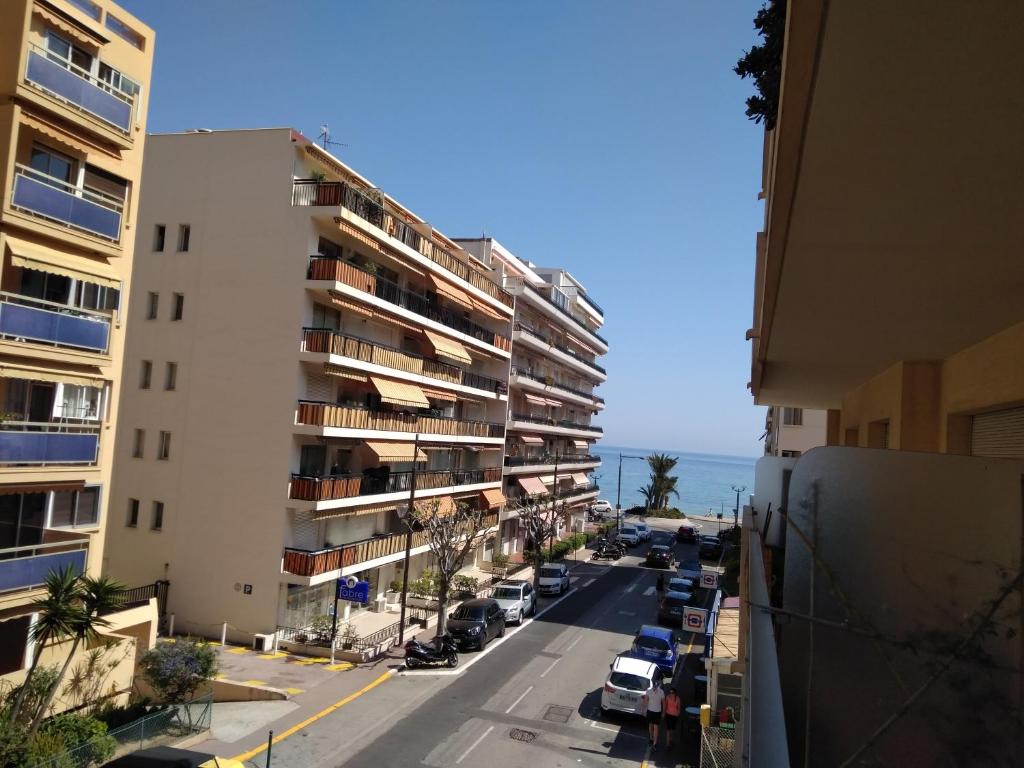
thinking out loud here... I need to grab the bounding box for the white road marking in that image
[643,586,655,596]
[617,610,636,616]
[456,725,494,764]
[582,578,595,587]
[540,657,561,678]
[565,634,583,652]
[623,575,643,593]
[505,685,534,714]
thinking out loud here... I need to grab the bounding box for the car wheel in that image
[479,635,488,651]
[498,622,506,638]
[515,609,523,625]
[530,601,537,616]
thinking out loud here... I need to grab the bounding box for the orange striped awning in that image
[517,476,548,496]
[469,294,505,321]
[519,435,545,445]
[427,273,474,311]
[572,440,590,449]
[324,364,368,382]
[571,472,590,487]
[423,331,472,365]
[339,220,382,252]
[364,441,428,463]
[370,377,429,408]
[421,387,457,402]
[312,500,402,521]
[523,393,549,406]
[414,495,458,517]
[330,294,374,317]
[480,488,506,509]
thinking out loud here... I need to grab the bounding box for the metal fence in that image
[29,695,213,768]
[700,724,737,768]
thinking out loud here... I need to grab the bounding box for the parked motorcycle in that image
[591,539,623,560]
[595,537,626,556]
[404,633,459,669]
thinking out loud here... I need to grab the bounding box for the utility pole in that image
[731,484,747,530]
[397,433,420,646]
[548,453,559,564]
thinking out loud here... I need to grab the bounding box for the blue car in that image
[629,624,678,676]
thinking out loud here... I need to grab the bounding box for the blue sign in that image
[336,578,370,604]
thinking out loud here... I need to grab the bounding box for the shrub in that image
[645,508,685,519]
[489,552,509,569]
[40,714,116,768]
[340,623,359,649]
[388,579,402,593]
[139,638,217,705]
[452,575,479,596]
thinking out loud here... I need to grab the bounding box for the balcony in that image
[505,277,608,348]
[507,484,600,507]
[0,292,110,354]
[293,180,514,310]
[504,454,600,468]
[308,257,511,353]
[508,413,603,437]
[24,45,134,135]
[11,165,123,242]
[297,401,505,440]
[289,466,503,502]
[282,512,500,577]
[301,328,507,395]
[510,366,603,407]
[514,323,606,376]
[0,422,100,465]
[0,538,88,594]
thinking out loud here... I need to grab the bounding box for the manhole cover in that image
[510,728,536,743]
[543,705,574,724]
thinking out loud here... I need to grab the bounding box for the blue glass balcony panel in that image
[0,548,87,593]
[12,173,122,241]
[26,50,132,132]
[0,431,99,464]
[0,300,109,352]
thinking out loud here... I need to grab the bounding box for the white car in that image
[634,522,651,542]
[601,655,664,716]
[617,526,640,546]
[490,580,537,624]
[537,562,570,595]
[592,499,613,513]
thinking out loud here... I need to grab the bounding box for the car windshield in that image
[681,560,701,571]
[609,672,650,691]
[451,605,485,621]
[491,587,521,600]
[669,579,691,591]
[539,568,562,578]
[651,546,668,552]
[635,636,670,651]
[665,596,688,608]
[621,528,636,535]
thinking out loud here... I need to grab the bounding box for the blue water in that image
[591,445,756,518]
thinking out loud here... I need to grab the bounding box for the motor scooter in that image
[404,633,458,669]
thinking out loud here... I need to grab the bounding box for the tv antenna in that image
[317,123,348,151]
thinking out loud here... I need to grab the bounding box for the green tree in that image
[642,453,680,509]
[139,638,218,705]
[734,0,788,129]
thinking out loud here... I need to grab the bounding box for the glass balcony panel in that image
[0,429,99,464]
[0,544,87,593]
[12,168,122,241]
[0,293,110,353]
[25,49,132,132]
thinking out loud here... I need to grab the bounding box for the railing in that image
[293,180,514,309]
[289,466,503,502]
[301,328,506,394]
[508,413,603,433]
[0,292,111,353]
[0,539,88,593]
[308,257,511,352]
[506,278,608,346]
[0,422,100,465]
[24,44,134,133]
[11,164,124,241]
[510,366,602,402]
[297,400,505,438]
[504,454,600,468]
[508,484,600,505]
[513,323,607,375]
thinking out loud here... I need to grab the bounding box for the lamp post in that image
[730,484,747,530]
[397,433,421,646]
[616,453,645,533]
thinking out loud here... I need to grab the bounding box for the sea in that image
[591,445,756,519]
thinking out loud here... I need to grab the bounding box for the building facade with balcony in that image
[105,128,512,642]
[456,238,605,556]
[0,0,156,708]
[762,406,826,458]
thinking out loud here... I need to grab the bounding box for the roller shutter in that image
[971,407,1024,458]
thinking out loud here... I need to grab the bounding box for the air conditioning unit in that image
[253,633,275,652]
[373,596,387,613]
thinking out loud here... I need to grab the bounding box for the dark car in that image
[699,535,723,559]
[657,589,694,626]
[645,544,674,569]
[676,524,698,543]
[446,598,506,650]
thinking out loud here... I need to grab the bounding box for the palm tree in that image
[645,453,681,509]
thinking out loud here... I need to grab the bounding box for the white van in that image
[634,522,651,542]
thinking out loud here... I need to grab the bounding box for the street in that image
[252,518,717,768]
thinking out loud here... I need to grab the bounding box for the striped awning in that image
[571,472,590,487]
[480,488,506,509]
[414,495,458,517]
[330,295,374,317]
[523,393,549,406]
[517,476,548,496]
[519,435,545,445]
[421,387,457,402]
[311,500,402,521]
[427,273,473,311]
[3,233,120,289]
[0,362,105,389]
[469,295,505,321]
[324,364,367,382]
[423,331,472,365]
[364,441,428,463]
[538,475,556,485]
[0,481,85,496]
[544,398,562,407]
[370,377,429,408]
[572,439,590,449]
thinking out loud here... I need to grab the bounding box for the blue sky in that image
[121,0,767,457]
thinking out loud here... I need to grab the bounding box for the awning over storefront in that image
[427,273,474,311]
[363,441,428,463]
[421,387,457,402]
[0,362,105,389]
[3,234,120,289]
[572,439,590,450]
[480,488,506,509]
[571,472,590,487]
[516,476,548,496]
[324,364,367,382]
[369,377,429,408]
[523,393,549,406]
[518,435,545,445]
[423,331,472,365]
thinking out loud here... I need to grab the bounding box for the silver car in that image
[490,580,537,624]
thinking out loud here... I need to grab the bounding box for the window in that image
[153,225,166,252]
[172,293,184,321]
[57,384,101,421]
[782,407,803,426]
[151,501,164,531]
[29,145,74,183]
[66,0,101,20]
[50,487,99,528]
[127,498,139,527]
[146,292,159,320]
[132,428,145,458]
[158,431,171,460]
[312,303,340,330]
[0,493,46,549]
[0,616,30,676]
[165,363,177,391]
[177,225,190,252]
[44,32,93,74]
[105,14,145,50]
[140,360,152,389]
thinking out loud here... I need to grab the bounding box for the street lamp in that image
[730,484,747,530]
[616,453,645,533]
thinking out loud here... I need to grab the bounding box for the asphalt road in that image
[263,518,716,768]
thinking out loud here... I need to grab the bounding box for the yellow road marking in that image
[226,647,250,655]
[284,687,304,695]
[230,670,393,762]
[257,651,290,660]
[242,679,266,686]
[325,662,354,672]
[291,656,331,666]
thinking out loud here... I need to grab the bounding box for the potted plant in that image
[340,623,359,651]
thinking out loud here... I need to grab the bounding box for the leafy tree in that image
[642,453,680,510]
[139,638,218,705]
[511,495,562,595]
[734,0,787,129]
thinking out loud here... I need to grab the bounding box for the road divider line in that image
[565,634,583,652]
[540,657,561,678]
[582,578,595,587]
[456,724,494,764]
[643,586,655,596]
[505,685,534,714]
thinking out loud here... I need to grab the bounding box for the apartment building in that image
[0,0,156,705]
[457,238,605,555]
[762,406,826,458]
[105,128,514,641]
[736,3,1024,766]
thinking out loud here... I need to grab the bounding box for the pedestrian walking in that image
[664,687,682,749]
[645,682,665,752]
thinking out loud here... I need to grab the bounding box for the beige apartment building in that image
[762,406,826,458]
[0,0,156,707]
[735,3,1024,766]
[457,239,605,554]
[105,128,516,643]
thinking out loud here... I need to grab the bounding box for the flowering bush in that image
[139,639,217,704]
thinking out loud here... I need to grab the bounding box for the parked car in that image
[645,544,674,569]
[629,624,678,676]
[618,526,640,546]
[446,598,506,650]
[592,499,613,514]
[676,524,698,543]
[634,522,652,542]
[601,655,664,717]
[699,535,723,559]
[657,590,694,626]
[537,562,571,595]
[490,579,536,624]
[668,576,695,593]
[678,559,702,581]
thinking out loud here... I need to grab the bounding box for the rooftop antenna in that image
[317,123,347,152]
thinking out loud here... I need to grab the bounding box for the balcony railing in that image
[514,323,607,375]
[11,165,123,242]
[282,512,500,577]
[290,466,503,502]
[301,328,507,394]
[504,454,600,468]
[508,484,600,505]
[0,292,111,353]
[508,413,604,434]
[510,366,602,403]
[24,44,134,133]
[308,257,511,352]
[0,422,101,465]
[0,538,88,593]
[297,400,506,439]
[293,180,514,309]
[506,278,607,346]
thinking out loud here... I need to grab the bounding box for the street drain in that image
[510,728,536,743]
[543,705,574,724]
